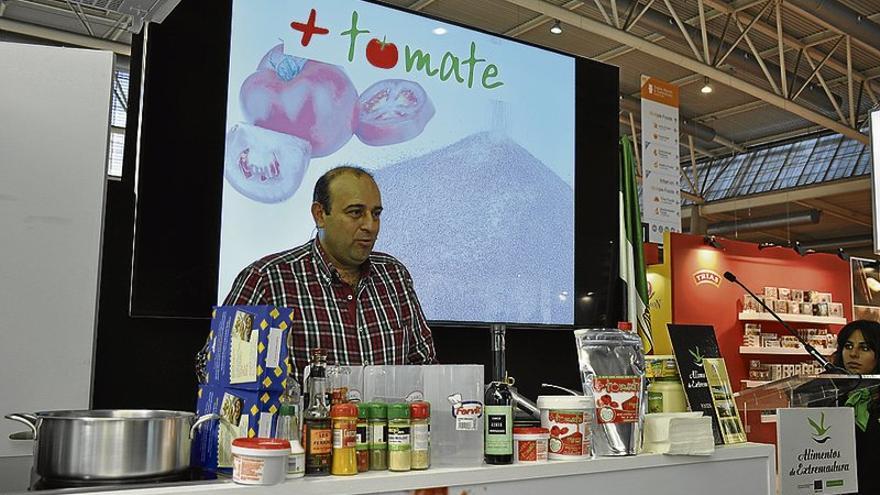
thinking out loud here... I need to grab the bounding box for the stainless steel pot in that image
[6,410,218,481]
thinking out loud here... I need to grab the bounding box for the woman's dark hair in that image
[833,320,880,373]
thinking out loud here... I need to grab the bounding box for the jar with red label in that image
[513,427,549,463]
[330,403,358,475]
[537,395,594,460]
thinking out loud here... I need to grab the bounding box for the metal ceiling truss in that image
[484,0,872,145]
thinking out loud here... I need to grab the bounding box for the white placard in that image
[777,407,858,495]
[640,75,681,243]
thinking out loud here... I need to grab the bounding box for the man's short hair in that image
[312,165,375,214]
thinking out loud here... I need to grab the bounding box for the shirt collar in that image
[312,238,373,285]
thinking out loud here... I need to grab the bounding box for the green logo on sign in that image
[688,346,704,367]
[808,411,831,443]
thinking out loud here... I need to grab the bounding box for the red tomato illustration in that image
[240,45,358,157]
[355,79,435,146]
[365,37,399,69]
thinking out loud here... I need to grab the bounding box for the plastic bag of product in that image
[575,328,646,456]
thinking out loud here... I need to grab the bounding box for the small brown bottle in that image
[303,349,332,476]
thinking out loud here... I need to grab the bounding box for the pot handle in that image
[5,413,37,440]
[190,413,220,439]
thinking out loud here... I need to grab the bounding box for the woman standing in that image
[832,320,880,494]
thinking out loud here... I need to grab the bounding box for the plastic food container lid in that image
[231,437,290,451]
[330,403,358,418]
[513,427,549,436]
[387,403,411,420]
[367,402,387,419]
[537,395,593,409]
[409,401,430,419]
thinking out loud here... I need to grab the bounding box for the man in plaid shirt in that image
[223,166,436,381]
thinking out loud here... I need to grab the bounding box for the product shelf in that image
[738,312,846,325]
[738,346,834,356]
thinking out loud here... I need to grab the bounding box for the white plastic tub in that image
[537,395,594,460]
[231,437,290,485]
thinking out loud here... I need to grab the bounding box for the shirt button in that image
[347,294,353,301]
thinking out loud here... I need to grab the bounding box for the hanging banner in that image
[640,75,681,243]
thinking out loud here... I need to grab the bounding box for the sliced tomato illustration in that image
[224,122,311,204]
[241,44,358,157]
[355,79,435,146]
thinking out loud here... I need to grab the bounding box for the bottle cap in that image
[617,321,633,331]
[387,403,411,420]
[278,404,296,416]
[330,403,358,418]
[367,402,387,419]
[357,402,370,419]
[409,401,430,419]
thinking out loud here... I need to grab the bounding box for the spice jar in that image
[330,403,358,476]
[410,401,430,470]
[387,403,412,472]
[367,402,388,470]
[356,402,370,473]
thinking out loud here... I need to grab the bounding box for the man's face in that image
[313,173,382,272]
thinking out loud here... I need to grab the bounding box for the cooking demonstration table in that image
[10,443,775,495]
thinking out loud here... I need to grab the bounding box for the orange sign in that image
[693,269,721,288]
[640,76,680,107]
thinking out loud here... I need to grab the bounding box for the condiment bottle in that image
[330,403,358,476]
[387,403,412,472]
[356,403,371,473]
[275,404,305,477]
[368,402,388,470]
[410,401,430,470]
[485,326,513,464]
[303,349,332,476]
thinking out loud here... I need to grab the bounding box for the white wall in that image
[0,42,113,461]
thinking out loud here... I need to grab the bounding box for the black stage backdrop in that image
[92,1,619,410]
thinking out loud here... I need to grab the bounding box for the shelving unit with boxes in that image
[738,286,843,391]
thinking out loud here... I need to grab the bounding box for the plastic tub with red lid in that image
[513,427,549,463]
[231,437,291,485]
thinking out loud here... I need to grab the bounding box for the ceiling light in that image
[703,235,724,250]
[792,241,816,257]
[432,27,447,35]
[701,77,713,94]
[550,20,563,34]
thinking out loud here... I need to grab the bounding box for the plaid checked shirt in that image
[223,238,436,381]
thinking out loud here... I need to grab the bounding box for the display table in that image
[33,443,775,495]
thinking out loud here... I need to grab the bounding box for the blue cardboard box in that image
[192,384,284,470]
[203,306,295,391]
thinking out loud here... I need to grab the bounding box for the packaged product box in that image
[790,289,804,302]
[764,287,778,299]
[774,299,790,314]
[800,302,813,314]
[829,303,844,318]
[778,288,791,301]
[815,303,830,317]
[788,301,801,314]
[808,290,821,303]
[203,306,295,391]
[743,295,761,313]
[192,384,283,470]
[818,293,833,304]
[763,297,778,313]
[744,323,762,334]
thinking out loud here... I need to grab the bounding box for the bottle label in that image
[546,409,592,457]
[288,452,305,475]
[388,425,411,452]
[356,423,369,449]
[484,405,512,455]
[412,423,430,451]
[307,427,332,455]
[647,391,663,413]
[370,423,387,448]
